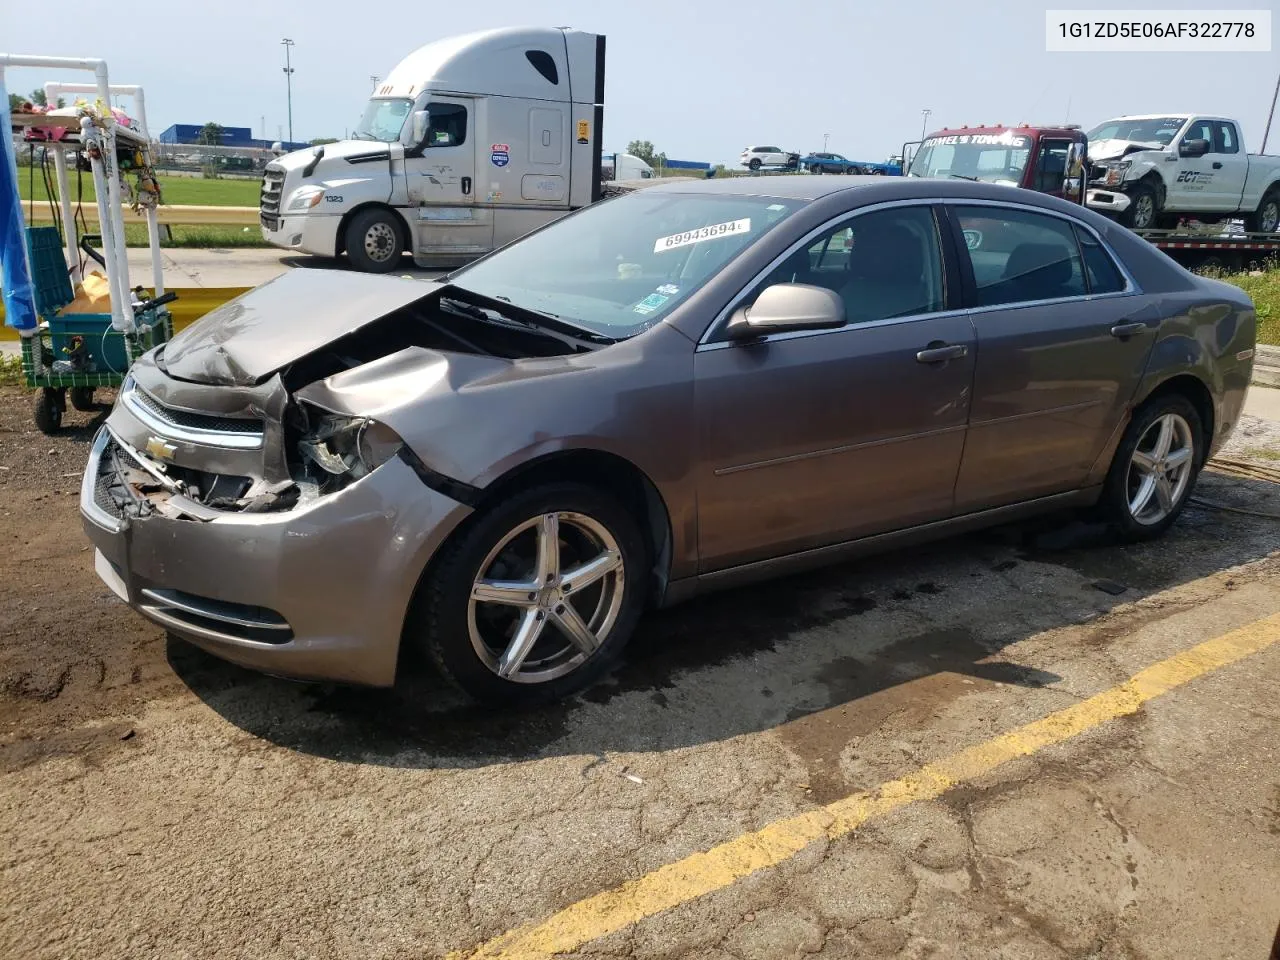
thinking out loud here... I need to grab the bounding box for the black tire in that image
[69,387,95,412]
[748,158,762,171]
[344,208,405,273]
[1245,188,1280,234]
[417,483,649,705]
[1099,392,1204,542]
[34,388,64,435]
[1120,181,1160,230]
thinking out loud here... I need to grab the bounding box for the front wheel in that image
[1121,182,1160,230]
[1099,394,1203,541]
[748,158,762,171]
[344,208,405,273]
[418,483,649,704]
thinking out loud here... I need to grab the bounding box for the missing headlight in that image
[296,409,404,491]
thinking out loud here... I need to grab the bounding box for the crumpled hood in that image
[158,269,439,386]
[1089,138,1166,163]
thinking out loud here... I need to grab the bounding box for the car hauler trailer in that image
[905,123,1280,270]
[259,27,606,272]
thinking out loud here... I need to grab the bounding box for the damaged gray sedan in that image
[81,177,1256,703]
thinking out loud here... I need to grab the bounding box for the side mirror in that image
[1180,138,1209,158]
[410,110,430,147]
[727,283,846,339]
[1063,142,1087,203]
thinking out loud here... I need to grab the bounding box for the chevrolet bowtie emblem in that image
[145,437,177,461]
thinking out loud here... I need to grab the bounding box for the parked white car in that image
[740,145,797,171]
[1085,114,1280,232]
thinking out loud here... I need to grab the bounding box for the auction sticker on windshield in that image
[654,219,751,253]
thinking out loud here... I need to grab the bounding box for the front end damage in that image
[79,268,604,685]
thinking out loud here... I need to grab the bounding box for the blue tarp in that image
[0,73,38,331]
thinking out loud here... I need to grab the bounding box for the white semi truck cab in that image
[259,26,606,271]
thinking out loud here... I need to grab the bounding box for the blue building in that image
[159,123,310,152]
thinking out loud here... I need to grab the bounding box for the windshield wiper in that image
[440,296,614,351]
[949,173,979,181]
[449,288,617,346]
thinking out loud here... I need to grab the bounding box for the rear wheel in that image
[1099,394,1203,541]
[1245,188,1280,234]
[418,483,648,704]
[69,387,95,412]
[344,208,405,273]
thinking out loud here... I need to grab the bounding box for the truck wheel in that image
[748,158,762,171]
[345,208,405,273]
[1121,183,1159,230]
[34,388,64,435]
[1245,189,1279,234]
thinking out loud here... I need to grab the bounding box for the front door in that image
[694,204,976,572]
[1169,119,1226,214]
[948,204,1157,512]
[1032,138,1073,197]
[407,96,493,256]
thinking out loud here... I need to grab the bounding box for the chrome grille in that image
[260,166,285,221]
[120,378,265,450]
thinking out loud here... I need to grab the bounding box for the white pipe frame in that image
[0,55,141,331]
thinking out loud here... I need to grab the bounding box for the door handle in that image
[1212,161,1223,169]
[916,342,967,363]
[1110,322,1147,339]
[461,176,472,195]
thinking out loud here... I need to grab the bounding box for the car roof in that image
[635,174,1062,202]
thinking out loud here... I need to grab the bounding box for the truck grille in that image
[260,166,285,223]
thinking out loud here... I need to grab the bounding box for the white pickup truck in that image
[1085,114,1280,233]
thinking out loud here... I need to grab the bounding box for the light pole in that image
[370,75,379,88]
[823,132,829,152]
[281,38,295,144]
[920,108,932,140]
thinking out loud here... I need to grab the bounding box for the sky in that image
[3,0,1277,166]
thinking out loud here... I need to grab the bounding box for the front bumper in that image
[260,212,342,258]
[81,426,471,686]
[1087,187,1132,215]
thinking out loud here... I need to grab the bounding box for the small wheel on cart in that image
[34,388,65,435]
[69,387,96,412]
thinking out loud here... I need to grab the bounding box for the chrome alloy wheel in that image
[468,512,625,683]
[1126,413,1195,525]
[1132,192,1156,229]
[1259,198,1279,234]
[363,221,398,263]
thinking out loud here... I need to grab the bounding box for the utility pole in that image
[370,75,379,88]
[281,38,295,144]
[1263,68,1280,155]
[920,108,932,140]
[260,115,265,139]
[823,132,829,152]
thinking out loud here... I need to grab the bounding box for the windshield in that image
[355,98,411,142]
[909,133,1032,185]
[448,191,805,339]
[1086,118,1186,146]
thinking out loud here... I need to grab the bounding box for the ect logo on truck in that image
[490,143,510,167]
[1176,170,1213,184]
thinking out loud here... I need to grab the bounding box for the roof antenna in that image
[1065,94,1072,124]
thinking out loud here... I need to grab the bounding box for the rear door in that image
[1209,120,1249,212]
[694,203,975,570]
[947,203,1156,512]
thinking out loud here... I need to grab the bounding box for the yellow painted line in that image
[451,612,1280,960]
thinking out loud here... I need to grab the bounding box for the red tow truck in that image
[904,123,1280,270]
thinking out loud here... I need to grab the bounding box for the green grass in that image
[17,171,260,207]
[0,354,23,387]
[1202,262,1280,345]
[25,218,267,248]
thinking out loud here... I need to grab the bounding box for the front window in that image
[1085,117,1186,146]
[355,98,412,142]
[448,192,805,339]
[908,132,1032,185]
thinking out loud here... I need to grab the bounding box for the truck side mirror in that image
[1180,138,1209,158]
[410,110,430,147]
[1063,142,1086,204]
